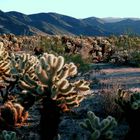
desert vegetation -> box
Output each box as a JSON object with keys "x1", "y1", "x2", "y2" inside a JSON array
[{"x1": 1, "y1": 33, "x2": 140, "y2": 140}]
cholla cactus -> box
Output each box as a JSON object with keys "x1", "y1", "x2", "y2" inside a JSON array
[
  {"x1": 19, "y1": 53, "x2": 90, "y2": 111},
  {"x1": 1, "y1": 130, "x2": 17, "y2": 140},
  {"x1": 0, "y1": 42, "x2": 18, "y2": 103},
  {"x1": 116, "y1": 89, "x2": 140, "y2": 110},
  {"x1": 80, "y1": 111, "x2": 117, "y2": 140},
  {"x1": 0, "y1": 101, "x2": 28, "y2": 128},
  {"x1": 0, "y1": 42, "x2": 17, "y2": 101},
  {"x1": 10, "y1": 53, "x2": 38, "y2": 79},
  {"x1": 0, "y1": 42, "x2": 9, "y2": 61},
  {"x1": 0, "y1": 42, "x2": 11, "y2": 80}
]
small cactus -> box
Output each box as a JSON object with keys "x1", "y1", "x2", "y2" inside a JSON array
[
  {"x1": 80, "y1": 111, "x2": 117, "y2": 140},
  {"x1": 1, "y1": 130, "x2": 17, "y2": 140},
  {"x1": 10, "y1": 53, "x2": 38, "y2": 79},
  {"x1": 0, "y1": 101, "x2": 28, "y2": 129},
  {"x1": 115, "y1": 89, "x2": 140, "y2": 110},
  {"x1": 115, "y1": 89, "x2": 140, "y2": 138}
]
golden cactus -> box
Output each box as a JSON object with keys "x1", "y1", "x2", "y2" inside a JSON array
[
  {"x1": 19, "y1": 53, "x2": 90, "y2": 112},
  {"x1": 0, "y1": 101, "x2": 28, "y2": 128}
]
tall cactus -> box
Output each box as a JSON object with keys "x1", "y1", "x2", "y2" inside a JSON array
[
  {"x1": 80, "y1": 111, "x2": 117, "y2": 140},
  {"x1": 19, "y1": 52, "x2": 90, "y2": 140},
  {"x1": 19, "y1": 53, "x2": 90, "y2": 111}
]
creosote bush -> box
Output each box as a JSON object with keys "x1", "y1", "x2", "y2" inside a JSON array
[{"x1": 64, "y1": 54, "x2": 91, "y2": 74}]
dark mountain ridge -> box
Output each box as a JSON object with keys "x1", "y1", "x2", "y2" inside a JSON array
[{"x1": 0, "y1": 10, "x2": 140, "y2": 36}]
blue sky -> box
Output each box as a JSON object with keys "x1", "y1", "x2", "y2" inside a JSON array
[{"x1": 0, "y1": 0, "x2": 139, "y2": 18}]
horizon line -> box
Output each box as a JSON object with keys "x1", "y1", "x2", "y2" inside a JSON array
[{"x1": 1, "y1": 10, "x2": 140, "y2": 19}]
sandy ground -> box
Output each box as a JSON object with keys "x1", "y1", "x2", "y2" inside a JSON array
[{"x1": 89, "y1": 63, "x2": 140, "y2": 92}]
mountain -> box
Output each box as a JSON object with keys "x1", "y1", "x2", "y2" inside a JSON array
[
  {"x1": 101, "y1": 17, "x2": 140, "y2": 23},
  {"x1": 0, "y1": 10, "x2": 140, "y2": 36}
]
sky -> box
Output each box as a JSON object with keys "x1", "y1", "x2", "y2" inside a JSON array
[{"x1": 0, "y1": 0, "x2": 140, "y2": 18}]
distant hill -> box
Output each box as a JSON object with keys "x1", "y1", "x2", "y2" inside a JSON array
[{"x1": 0, "y1": 10, "x2": 140, "y2": 36}]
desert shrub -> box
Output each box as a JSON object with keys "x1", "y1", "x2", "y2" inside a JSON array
[
  {"x1": 64, "y1": 54, "x2": 91, "y2": 74},
  {"x1": 99, "y1": 84, "x2": 123, "y2": 119},
  {"x1": 110, "y1": 35, "x2": 140, "y2": 66},
  {"x1": 128, "y1": 51, "x2": 140, "y2": 67},
  {"x1": 39, "y1": 37, "x2": 65, "y2": 55}
]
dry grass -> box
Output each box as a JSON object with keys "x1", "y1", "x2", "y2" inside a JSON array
[{"x1": 99, "y1": 83, "x2": 123, "y2": 119}]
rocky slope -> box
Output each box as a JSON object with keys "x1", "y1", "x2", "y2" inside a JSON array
[{"x1": 1, "y1": 10, "x2": 140, "y2": 36}]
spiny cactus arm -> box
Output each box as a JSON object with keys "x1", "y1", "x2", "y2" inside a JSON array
[
  {"x1": 104, "y1": 131, "x2": 113, "y2": 139},
  {"x1": 74, "y1": 80, "x2": 90, "y2": 91},
  {"x1": 62, "y1": 62, "x2": 77, "y2": 77},
  {"x1": 91, "y1": 130, "x2": 100, "y2": 140},
  {"x1": 0, "y1": 42, "x2": 9, "y2": 61},
  {"x1": 80, "y1": 119, "x2": 95, "y2": 132},
  {"x1": 23, "y1": 74, "x2": 38, "y2": 87},
  {"x1": 10, "y1": 53, "x2": 38, "y2": 78},
  {"x1": 115, "y1": 89, "x2": 130, "y2": 109},
  {"x1": 0, "y1": 59, "x2": 11, "y2": 79},
  {"x1": 0, "y1": 61, "x2": 10, "y2": 70},
  {"x1": 1, "y1": 75, "x2": 16, "y2": 84},
  {"x1": 35, "y1": 64, "x2": 49, "y2": 85},
  {"x1": 65, "y1": 94, "x2": 83, "y2": 106},
  {"x1": 42, "y1": 54, "x2": 64, "y2": 71},
  {"x1": 40, "y1": 53, "x2": 66, "y2": 82},
  {"x1": 13, "y1": 103, "x2": 24, "y2": 120},
  {"x1": 80, "y1": 111, "x2": 100, "y2": 132},
  {"x1": 100, "y1": 116, "x2": 117, "y2": 133},
  {"x1": 13, "y1": 103, "x2": 29, "y2": 124},
  {"x1": 51, "y1": 79, "x2": 73, "y2": 98},
  {"x1": 10, "y1": 54, "x2": 19, "y2": 75},
  {"x1": 55, "y1": 91, "x2": 84, "y2": 111},
  {"x1": 115, "y1": 89, "x2": 140, "y2": 111},
  {"x1": 19, "y1": 78, "x2": 45, "y2": 95},
  {"x1": 55, "y1": 67, "x2": 69, "y2": 82},
  {"x1": 39, "y1": 56, "x2": 49, "y2": 70},
  {"x1": 58, "y1": 85, "x2": 74, "y2": 95},
  {"x1": 0, "y1": 102, "x2": 18, "y2": 126},
  {"x1": 19, "y1": 80, "x2": 36, "y2": 93},
  {"x1": 87, "y1": 111, "x2": 100, "y2": 129},
  {"x1": 54, "y1": 56, "x2": 64, "y2": 72},
  {"x1": 130, "y1": 93, "x2": 140, "y2": 110}
]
